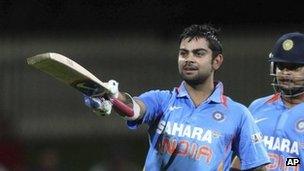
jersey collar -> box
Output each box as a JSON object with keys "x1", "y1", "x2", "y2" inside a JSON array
[
  {"x1": 176, "y1": 81, "x2": 225, "y2": 104},
  {"x1": 267, "y1": 93, "x2": 287, "y2": 109}
]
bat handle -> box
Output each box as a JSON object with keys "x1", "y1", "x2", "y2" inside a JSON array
[{"x1": 110, "y1": 98, "x2": 134, "y2": 117}]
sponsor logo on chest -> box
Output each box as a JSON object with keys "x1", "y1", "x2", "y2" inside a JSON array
[
  {"x1": 263, "y1": 135, "x2": 300, "y2": 155},
  {"x1": 156, "y1": 120, "x2": 221, "y2": 144}
]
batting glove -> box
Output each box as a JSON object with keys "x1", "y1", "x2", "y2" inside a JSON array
[
  {"x1": 107, "y1": 79, "x2": 119, "y2": 98},
  {"x1": 83, "y1": 79, "x2": 119, "y2": 116},
  {"x1": 84, "y1": 96, "x2": 112, "y2": 116}
]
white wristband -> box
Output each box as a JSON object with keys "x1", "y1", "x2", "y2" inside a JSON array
[{"x1": 123, "y1": 93, "x2": 141, "y2": 121}]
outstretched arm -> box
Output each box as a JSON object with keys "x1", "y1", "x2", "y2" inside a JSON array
[
  {"x1": 112, "y1": 91, "x2": 146, "y2": 120},
  {"x1": 84, "y1": 80, "x2": 146, "y2": 121}
]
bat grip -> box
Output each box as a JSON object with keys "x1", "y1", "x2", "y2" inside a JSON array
[{"x1": 110, "y1": 98, "x2": 134, "y2": 117}]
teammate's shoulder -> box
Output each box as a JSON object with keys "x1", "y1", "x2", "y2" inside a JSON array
[
  {"x1": 249, "y1": 93, "x2": 279, "y2": 109},
  {"x1": 223, "y1": 96, "x2": 249, "y2": 112}
]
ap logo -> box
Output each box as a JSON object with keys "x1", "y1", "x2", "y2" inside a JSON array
[{"x1": 286, "y1": 158, "x2": 300, "y2": 166}]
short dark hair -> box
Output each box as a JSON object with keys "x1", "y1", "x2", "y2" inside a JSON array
[{"x1": 179, "y1": 24, "x2": 223, "y2": 57}]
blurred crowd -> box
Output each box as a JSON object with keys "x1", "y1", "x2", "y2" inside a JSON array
[
  {"x1": 0, "y1": 116, "x2": 141, "y2": 171},
  {"x1": 0, "y1": 117, "x2": 26, "y2": 171}
]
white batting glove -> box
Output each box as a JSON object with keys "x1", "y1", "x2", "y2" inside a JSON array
[
  {"x1": 83, "y1": 80, "x2": 119, "y2": 116},
  {"x1": 107, "y1": 80, "x2": 119, "y2": 98},
  {"x1": 93, "y1": 97, "x2": 113, "y2": 116},
  {"x1": 84, "y1": 96, "x2": 112, "y2": 116}
]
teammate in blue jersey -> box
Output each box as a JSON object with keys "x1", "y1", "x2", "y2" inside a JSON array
[
  {"x1": 84, "y1": 24, "x2": 270, "y2": 170},
  {"x1": 232, "y1": 33, "x2": 304, "y2": 170}
]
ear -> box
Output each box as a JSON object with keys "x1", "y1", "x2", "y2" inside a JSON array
[{"x1": 212, "y1": 54, "x2": 223, "y2": 70}]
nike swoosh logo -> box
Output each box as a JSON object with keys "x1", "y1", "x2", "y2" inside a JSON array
[
  {"x1": 76, "y1": 82, "x2": 96, "y2": 91},
  {"x1": 169, "y1": 106, "x2": 182, "y2": 111},
  {"x1": 255, "y1": 118, "x2": 268, "y2": 123}
]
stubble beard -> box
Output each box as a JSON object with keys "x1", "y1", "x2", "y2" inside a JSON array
[{"x1": 179, "y1": 71, "x2": 210, "y2": 86}]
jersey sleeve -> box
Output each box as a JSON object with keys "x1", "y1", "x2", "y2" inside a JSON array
[
  {"x1": 249, "y1": 95, "x2": 274, "y2": 113},
  {"x1": 232, "y1": 105, "x2": 270, "y2": 170},
  {"x1": 248, "y1": 98, "x2": 261, "y2": 113},
  {"x1": 127, "y1": 90, "x2": 171, "y2": 129}
]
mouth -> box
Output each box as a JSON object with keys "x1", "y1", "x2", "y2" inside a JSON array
[
  {"x1": 279, "y1": 78, "x2": 292, "y2": 82},
  {"x1": 182, "y1": 66, "x2": 198, "y2": 75},
  {"x1": 278, "y1": 78, "x2": 292, "y2": 82},
  {"x1": 277, "y1": 78, "x2": 296, "y2": 88},
  {"x1": 183, "y1": 65, "x2": 198, "y2": 71}
]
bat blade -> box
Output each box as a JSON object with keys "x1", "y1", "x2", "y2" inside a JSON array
[
  {"x1": 27, "y1": 52, "x2": 135, "y2": 117},
  {"x1": 26, "y1": 52, "x2": 110, "y2": 96}
]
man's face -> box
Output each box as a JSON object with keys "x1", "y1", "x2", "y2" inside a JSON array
[
  {"x1": 275, "y1": 62, "x2": 304, "y2": 91},
  {"x1": 178, "y1": 37, "x2": 221, "y2": 85}
]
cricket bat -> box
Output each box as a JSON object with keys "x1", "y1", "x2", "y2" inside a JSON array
[{"x1": 26, "y1": 52, "x2": 134, "y2": 117}]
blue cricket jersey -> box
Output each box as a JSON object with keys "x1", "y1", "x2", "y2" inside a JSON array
[
  {"x1": 249, "y1": 93, "x2": 304, "y2": 171},
  {"x1": 128, "y1": 82, "x2": 270, "y2": 171}
]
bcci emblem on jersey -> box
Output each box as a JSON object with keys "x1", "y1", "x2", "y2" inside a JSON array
[
  {"x1": 295, "y1": 119, "x2": 304, "y2": 133},
  {"x1": 212, "y1": 112, "x2": 225, "y2": 122}
]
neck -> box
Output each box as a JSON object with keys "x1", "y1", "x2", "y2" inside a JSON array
[
  {"x1": 184, "y1": 78, "x2": 215, "y2": 107},
  {"x1": 282, "y1": 93, "x2": 304, "y2": 108}
]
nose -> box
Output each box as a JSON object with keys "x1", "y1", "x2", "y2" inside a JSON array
[
  {"x1": 280, "y1": 68, "x2": 292, "y2": 74},
  {"x1": 184, "y1": 53, "x2": 195, "y2": 62},
  {"x1": 278, "y1": 69, "x2": 293, "y2": 80}
]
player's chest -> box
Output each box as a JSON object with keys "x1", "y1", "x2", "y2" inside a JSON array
[
  {"x1": 158, "y1": 101, "x2": 237, "y2": 145},
  {"x1": 254, "y1": 105, "x2": 304, "y2": 142}
]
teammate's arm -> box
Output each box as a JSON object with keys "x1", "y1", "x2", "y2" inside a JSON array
[
  {"x1": 243, "y1": 165, "x2": 267, "y2": 171},
  {"x1": 230, "y1": 156, "x2": 240, "y2": 170},
  {"x1": 231, "y1": 156, "x2": 267, "y2": 171},
  {"x1": 250, "y1": 165, "x2": 267, "y2": 171}
]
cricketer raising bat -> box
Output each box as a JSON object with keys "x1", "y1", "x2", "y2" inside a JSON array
[{"x1": 26, "y1": 52, "x2": 134, "y2": 117}]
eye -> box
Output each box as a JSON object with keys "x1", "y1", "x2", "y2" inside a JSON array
[
  {"x1": 276, "y1": 63, "x2": 304, "y2": 71},
  {"x1": 179, "y1": 50, "x2": 187, "y2": 57},
  {"x1": 194, "y1": 51, "x2": 205, "y2": 57}
]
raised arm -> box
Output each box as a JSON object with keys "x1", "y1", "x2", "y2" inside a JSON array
[{"x1": 84, "y1": 80, "x2": 146, "y2": 121}]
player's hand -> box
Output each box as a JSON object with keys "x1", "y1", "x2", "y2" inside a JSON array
[
  {"x1": 84, "y1": 96, "x2": 112, "y2": 116},
  {"x1": 106, "y1": 80, "x2": 119, "y2": 98}
]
